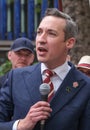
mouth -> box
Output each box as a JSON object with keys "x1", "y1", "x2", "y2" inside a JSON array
[
  {"x1": 38, "y1": 47, "x2": 47, "y2": 52},
  {"x1": 37, "y1": 47, "x2": 48, "y2": 57},
  {"x1": 17, "y1": 62, "x2": 26, "y2": 66},
  {"x1": 38, "y1": 47, "x2": 48, "y2": 52}
]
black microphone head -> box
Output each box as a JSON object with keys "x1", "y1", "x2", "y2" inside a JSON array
[
  {"x1": 39, "y1": 83, "x2": 50, "y2": 128},
  {"x1": 39, "y1": 83, "x2": 50, "y2": 96}
]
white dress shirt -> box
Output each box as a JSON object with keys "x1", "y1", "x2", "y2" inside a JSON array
[{"x1": 41, "y1": 61, "x2": 71, "y2": 92}]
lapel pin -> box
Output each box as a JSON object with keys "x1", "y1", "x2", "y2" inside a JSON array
[
  {"x1": 66, "y1": 87, "x2": 71, "y2": 93},
  {"x1": 73, "y1": 82, "x2": 79, "y2": 88}
]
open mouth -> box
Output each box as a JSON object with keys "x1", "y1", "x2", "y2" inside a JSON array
[{"x1": 38, "y1": 47, "x2": 47, "y2": 52}]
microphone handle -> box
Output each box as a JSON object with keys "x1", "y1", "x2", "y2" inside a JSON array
[
  {"x1": 40, "y1": 94, "x2": 47, "y2": 130},
  {"x1": 40, "y1": 120, "x2": 45, "y2": 130},
  {"x1": 40, "y1": 95, "x2": 48, "y2": 130},
  {"x1": 41, "y1": 94, "x2": 48, "y2": 101}
]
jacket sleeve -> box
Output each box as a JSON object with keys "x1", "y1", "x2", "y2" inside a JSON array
[
  {"x1": 0, "y1": 121, "x2": 15, "y2": 130},
  {"x1": 0, "y1": 70, "x2": 15, "y2": 130},
  {"x1": 79, "y1": 96, "x2": 90, "y2": 130}
]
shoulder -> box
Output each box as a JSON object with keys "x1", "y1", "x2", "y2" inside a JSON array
[
  {"x1": 69, "y1": 62, "x2": 90, "y2": 85},
  {"x1": 0, "y1": 73, "x2": 9, "y2": 87},
  {"x1": 9, "y1": 62, "x2": 41, "y2": 76}
]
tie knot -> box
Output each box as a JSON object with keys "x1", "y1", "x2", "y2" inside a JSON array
[{"x1": 44, "y1": 69, "x2": 54, "y2": 77}]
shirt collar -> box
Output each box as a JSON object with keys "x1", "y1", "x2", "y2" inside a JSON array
[{"x1": 41, "y1": 61, "x2": 71, "y2": 81}]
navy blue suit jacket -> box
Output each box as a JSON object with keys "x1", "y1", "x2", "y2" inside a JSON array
[
  {"x1": 0, "y1": 62, "x2": 90, "y2": 130},
  {"x1": 0, "y1": 72, "x2": 9, "y2": 88}
]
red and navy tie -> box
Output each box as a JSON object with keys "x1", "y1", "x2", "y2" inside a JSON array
[{"x1": 43, "y1": 69, "x2": 55, "y2": 102}]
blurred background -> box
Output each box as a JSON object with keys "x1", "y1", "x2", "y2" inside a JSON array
[{"x1": 0, "y1": 0, "x2": 90, "y2": 75}]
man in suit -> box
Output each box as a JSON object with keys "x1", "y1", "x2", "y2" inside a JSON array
[
  {"x1": 0, "y1": 8, "x2": 90, "y2": 130},
  {"x1": 0, "y1": 37, "x2": 35, "y2": 88}
]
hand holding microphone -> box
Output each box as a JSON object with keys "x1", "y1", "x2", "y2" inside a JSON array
[
  {"x1": 39, "y1": 83, "x2": 51, "y2": 130},
  {"x1": 17, "y1": 84, "x2": 51, "y2": 130}
]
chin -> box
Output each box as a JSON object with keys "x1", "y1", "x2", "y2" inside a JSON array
[
  {"x1": 37, "y1": 58, "x2": 46, "y2": 63},
  {"x1": 17, "y1": 64, "x2": 26, "y2": 68}
]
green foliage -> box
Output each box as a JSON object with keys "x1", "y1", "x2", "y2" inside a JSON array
[{"x1": 0, "y1": 61, "x2": 12, "y2": 76}]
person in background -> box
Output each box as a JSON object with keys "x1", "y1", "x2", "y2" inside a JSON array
[
  {"x1": 0, "y1": 8, "x2": 90, "y2": 130},
  {"x1": 77, "y1": 55, "x2": 90, "y2": 77},
  {"x1": 0, "y1": 37, "x2": 35, "y2": 88}
]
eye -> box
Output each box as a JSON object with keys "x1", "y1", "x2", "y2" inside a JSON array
[
  {"x1": 25, "y1": 53, "x2": 31, "y2": 57},
  {"x1": 15, "y1": 52, "x2": 20, "y2": 55},
  {"x1": 37, "y1": 30, "x2": 42, "y2": 35},
  {"x1": 49, "y1": 32, "x2": 56, "y2": 36},
  {"x1": 48, "y1": 31, "x2": 57, "y2": 37}
]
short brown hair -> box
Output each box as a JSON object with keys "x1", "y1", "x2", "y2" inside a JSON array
[{"x1": 43, "y1": 8, "x2": 78, "y2": 41}]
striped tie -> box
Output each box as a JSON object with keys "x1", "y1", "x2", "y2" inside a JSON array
[{"x1": 43, "y1": 69, "x2": 54, "y2": 102}]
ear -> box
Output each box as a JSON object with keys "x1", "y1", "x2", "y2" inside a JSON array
[
  {"x1": 66, "y1": 37, "x2": 76, "y2": 49},
  {"x1": 7, "y1": 51, "x2": 12, "y2": 61}
]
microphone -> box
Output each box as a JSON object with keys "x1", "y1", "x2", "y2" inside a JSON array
[
  {"x1": 39, "y1": 83, "x2": 50, "y2": 130},
  {"x1": 39, "y1": 83, "x2": 50, "y2": 101}
]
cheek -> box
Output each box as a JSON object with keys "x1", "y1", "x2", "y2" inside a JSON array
[
  {"x1": 10, "y1": 55, "x2": 18, "y2": 62},
  {"x1": 35, "y1": 37, "x2": 39, "y2": 46},
  {"x1": 50, "y1": 43, "x2": 63, "y2": 53}
]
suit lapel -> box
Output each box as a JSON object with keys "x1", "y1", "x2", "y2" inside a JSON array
[
  {"x1": 22, "y1": 63, "x2": 42, "y2": 104},
  {"x1": 50, "y1": 66, "x2": 86, "y2": 117}
]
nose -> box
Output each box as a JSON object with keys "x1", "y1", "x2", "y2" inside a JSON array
[
  {"x1": 20, "y1": 55, "x2": 26, "y2": 60},
  {"x1": 36, "y1": 32, "x2": 47, "y2": 43}
]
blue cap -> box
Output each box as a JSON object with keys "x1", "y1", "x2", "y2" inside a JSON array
[{"x1": 10, "y1": 37, "x2": 34, "y2": 53}]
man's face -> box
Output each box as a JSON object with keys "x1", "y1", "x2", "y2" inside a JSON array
[
  {"x1": 8, "y1": 49, "x2": 34, "y2": 68},
  {"x1": 78, "y1": 67, "x2": 90, "y2": 77},
  {"x1": 36, "y1": 16, "x2": 75, "y2": 69}
]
